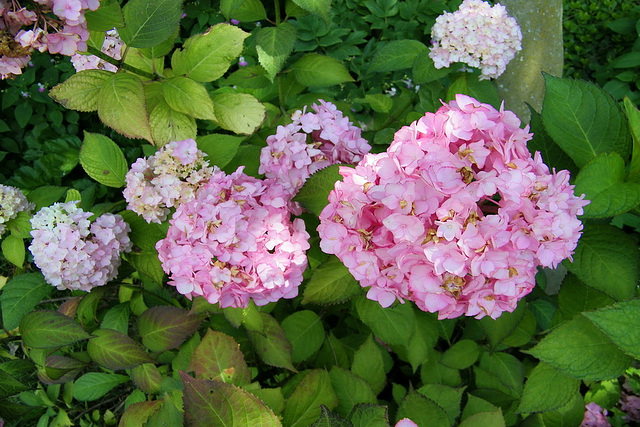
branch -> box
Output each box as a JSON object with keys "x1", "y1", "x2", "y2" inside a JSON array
[{"x1": 86, "y1": 46, "x2": 157, "y2": 80}]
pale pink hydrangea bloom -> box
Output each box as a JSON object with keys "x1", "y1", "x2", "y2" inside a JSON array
[
  {"x1": 29, "y1": 202, "x2": 132, "y2": 292},
  {"x1": 156, "y1": 167, "x2": 310, "y2": 308},
  {"x1": 123, "y1": 139, "x2": 216, "y2": 223},
  {"x1": 581, "y1": 402, "x2": 611, "y2": 427},
  {"x1": 0, "y1": 184, "x2": 33, "y2": 236},
  {"x1": 259, "y1": 100, "x2": 371, "y2": 212},
  {"x1": 429, "y1": 0, "x2": 522, "y2": 80},
  {"x1": 395, "y1": 419, "x2": 419, "y2": 427},
  {"x1": 318, "y1": 94, "x2": 588, "y2": 320},
  {"x1": 71, "y1": 29, "x2": 123, "y2": 72}
]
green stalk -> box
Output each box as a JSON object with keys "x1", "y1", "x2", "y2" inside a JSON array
[{"x1": 86, "y1": 46, "x2": 156, "y2": 80}]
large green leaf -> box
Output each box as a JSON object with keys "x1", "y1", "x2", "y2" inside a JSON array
[
  {"x1": 171, "y1": 23, "x2": 249, "y2": 82},
  {"x1": 351, "y1": 335, "x2": 386, "y2": 394},
  {"x1": 564, "y1": 224, "x2": 639, "y2": 301},
  {"x1": 583, "y1": 299, "x2": 640, "y2": 359},
  {"x1": 282, "y1": 310, "x2": 325, "y2": 363},
  {"x1": 119, "y1": 0, "x2": 183, "y2": 48},
  {"x1": 355, "y1": 296, "x2": 415, "y2": 347},
  {"x1": 573, "y1": 153, "x2": 640, "y2": 217},
  {"x1": 162, "y1": 76, "x2": 216, "y2": 120},
  {"x1": 517, "y1": 362, "x2": 580, "y2": 413},
  {"x1": 283, "y1": 370, "x2": 338, "y2": 427},
  {"x1": 256, "y1": 23, "x2": 297, "y2": 81},
  {"x1": 197, "y1": 133, "x2": 243, "y2": 169},
  {"x1": 0, "y1": 369, "x2": 30, "y2": 398},
  {"x1": 541, "y1": 74, "x2": 631, "y2": 168},
  {"x1": 396, "y1": 389, "x2": 451, "y2": 427},
  {"x1": 302, "y1": 256, "x2": 361, "y2": 305},
  {"x1": 369, "y1": 40, "x2": 428, "y2": 73},
  {"x1": 292, "y1": 54, "x2": 354, "y2": 87},
  {"x1": 558, "y1": 274, "x2": 615, "y2": 320},
  {"x1": 79, "y1": 132, "x2": 128, "y2": 188},
  {"x1": 248, "y1": 312, "x2": 296, "y2": 371},
  {"x1": 294, "y1": 164, "x2": 347, "y2": 216},
  {"x1": 49, "y1": 70, "x2": 113, "y2": 112},
  {"x1": 1, "y1": 273, "x2": 52, "y2": 331},
  {"x1": 73, "y1": 372, "x2": 130, "y2": 401},
  {"x1": 149, "y1": 99, "x2": 197, "y2": 146},
  {"x1": 188, "y1": 329, "x2": 252, "y2": 386},
  {"x1": 220, "y1": 0, "x2": 268, "y2": 21},
  {"x1": 87, "y1": 329, "x2": 154, "y2": 370},
  {"x1": 526, "y1": 315, "x2": 632, "y2": 380},
  {"x1": 329, "y1": 367, "x2": 377, "y2": 416},
  {"x1": 20, "y1": 310, "x2": 90, "y2": 349},
  {"x1": 291, "y1": 0, "x2": 331, "y2": 21},
  {"x1": 624, "y1": 97, "x2": 640, "y2": 179},
  {"x1": 138, "y1": 306, "x2": 202, "y2": 352},
  {"x1": 416, "y1": 384, "x2": 464, "y2": 425},
  {"x1": 1, "y1": 234, "x2": 24, "y2": 267},
  {"x1": 440, "y1": 340, "x2": 479, "y2": 370},
  {"x1": 210, "y1": 92, "x2": 266, "y2": 135},
  {"x1": 85, "y1": 0, "x2": 125, "y2": 31}
]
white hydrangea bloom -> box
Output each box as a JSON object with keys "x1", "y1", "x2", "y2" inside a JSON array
[{"x1": 0, "y1": 185, "x2": 34, "y2": 236}]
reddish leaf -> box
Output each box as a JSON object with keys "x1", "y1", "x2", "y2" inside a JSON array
[
  {"x1": 138, "y1": 306, "x2": 202, "y2": 352},
  {"x1": 188, "y1": 329, "x2": 252, "y2": 386}
]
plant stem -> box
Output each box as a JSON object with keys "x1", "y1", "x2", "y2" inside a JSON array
[
  {"x1": 86, "y1": 46, "x2": 156, "y2": 80},
  {"x1": 274, "y1": 0, "x2": 281, "y2": 25}
]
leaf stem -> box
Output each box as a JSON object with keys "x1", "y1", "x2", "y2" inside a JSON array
[
  {"x1": 86, "y1": 46, "x2": 157, "y2": 80},
  {"x1": 274, "y1": 0, "x2": 281, "y2": 25}
]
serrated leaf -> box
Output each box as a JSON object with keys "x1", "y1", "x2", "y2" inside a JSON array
[
  {"x1": 416, "y1": 384, "x2": 464, "y2": 425},
  {"x1": 480, "y1": 302, "x2": 526, "y2": 347},
  {"x1": 256, "y1": 23, "x2": 297, "y2": 81},
  {"x1": 73, "y1": 372, "x2": 130, "y2": 401},
  {"x1": 248, "y1": 312, "x2": 295, "y2": 371},
  {"x1": 311, "y1": 405, "x2": 351, "y2": 427},
  {"x1": 526, "y1": 315, "x2": 632, "y2": 380},
  {"x1": 172, "y1": 23, "x2": 249, "y2": 82},
  {"x1": 292, "y1": 0, "x2": 331, "y2": 21},
  {"x1": 446, "y1": 74, "x2": 501, "y2": 108},
  {"x1": 127, "y1": 251, "x2": 165, "y2": 284},
  {"x1": 356, "y1": 94, "x2": 393, "y2": 113},
  {"x1": 349, "y1": 403, "x2": 389, "y2": 427},
  {"x1": 540, "y1": 390, "x2": 585, "y2": 427},
  {"x1": 197, "y1": 133, "x2": 243, "y2": 169},
  {"x1": 294, "y1": 164, "x2": 347, "y2": 216},
  {"x1": 583, "y1": 299, "x2": 640, "y2": 359},
  {"x1": 292, "y1": 54, "x2": 354, "y2": 87},
  {"x1": 6, "y1": 211, "x2": 32, "y2": 239},
  {"x1": 459, "y1": 410, "x2": 504, "y2": 427},
  {"x1": 541, "y1": 74, "x2": 631, "y2": 168},
  {"x1": 119, "y1": 401, "x2": 163, "y2": 427},
  {"x1": 79, "y1": 132, "x2": 128, "y2": 187},
  {"x1": 355, "y1": 296, "x2": 415, "y2": 347},
  {"x1": 574, "y1": 153, "x2": 640, "y2": 217},
  {"x1": 558, "y1": 274, "x2": 615, "y2": 320},
  {"x1": 624, "y1": 97, "x2": 640, "y2": 178},
  {"x1": 49, "y1": 70, "x2": 113, "y2": 112},
  {"x1": 0, "y1": 369, "x2": 30, "y2": 398},
  {"x1": 149, "y1": 99, "x2": 197, "y2": 146},
  {"x1": 282, "y1": 310, "x2": 325, "y2": 363},
  {"x1": 100, "y1": 303, "x2": 131, "y2": 334},
  {"x1": 440, "y1": 339, "x2": 479, "y2": 370},
  {"x1": 87, "y1": 329, "x2": 154, "y2": 370},
  {"x1": 351, "y1": 335, "x2": 385, "y2": 394},
  {"x1": 181, "y1": 372, "x2": 281, "y2": 426},
  {"x1": 119, "y1": 0, "x2": 182, "y2": 48},
  {"x1": 329, "y1": 367, "x2": 377, "y2": 416},
  {"x1": 26, "y1": 186, "x2": 67, "y2": 211},
  {"x1": 188, "y1": 329, "x2": 252, "y2": 386},
  {"x1": 1, "y1": 234, "x2": 24, "y2": 267},
  {"x1": 1, "y1": 273, "x2": 51, "y2": 331},
  {"x1": 130, "y1": 363, "x2": 163, "y2": 394},
  {"x1": 97, "y1": 73, "x2": 153, "y2": 142},
  {"x1": 396, "y1": 390, "x2": 451, "y2": 427},
  {"x1": 412, "y1": 53, "x2": 451, "y2": 84},
  {"x1": 527, "y1": 106, "x2": 578, "y2": 176},
  {"x1": 85, "y1": 0, "x2": 125, "y2": 31},
  {"x1": 162, "y1": 76, "x2": 215, "y2": 120},
  {"x1": 517, "y1": 362, "x2": 580, "y2": 413},
  {"x1": 138, "y1": 306, "x2": 202, "y2": 352},
  {"x1": 370, "y1": 40, "x2": 428, "y2": 73},
  {"x1": 20, "y1": 310, "x2": 90, "y2": 349},
  {"x1": 210, "y1": 92, "x2": 266, "y2": 135},
  {"x1": 283, "y1": 370, "x2": 338, "y2": 427},
  {"x1": 220, "y1": 0, "x2": 268, "y2": 21},
  {"x1": 479, "y1": 352, "x2": 524, "y2": 397},
  {"x1": 302, "y1": 256, "x2": 361, "y2": 305},
  {"x1": 564, "y1": 224, "x2": 639, "y2": 301}
]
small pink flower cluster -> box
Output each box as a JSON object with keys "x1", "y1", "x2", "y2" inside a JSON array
[
  {"x1": 0, "y1": 184, "x2": 33, "y2": 236},
  {"x1": 156, "y1": 167, "x2": 310, "y2": 308},
  {"x1": 259, "y1": 100, "x2": 371, "y2": 212},
  {"x1": 429, "y1": 0, "x2": 522, "y2": 80},
  {"x1": 318, "y1": 94, "x2": 588, "y2": 319},
  {"x1": 581, "y1": 402, "x2": 611, "y2": 427},
  {"x1": 123, "y1": 139, "x2": 216, "y2": 223},
  {"x1": 0, "y1": 0, "x2": 100, "y2": 79},
  {"x1": 29, "y1": 202, "x2": 132, "y2": 292},
  {"x1": 71, "y1": 29, "x2": 123, "y2": 72}
]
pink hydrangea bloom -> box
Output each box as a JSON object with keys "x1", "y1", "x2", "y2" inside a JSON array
[
  {"x1": 621, "y1": 392, "x2": 640, "y2": 423},
  {"x1": 71, "y1": 29, "x2": 123, "y2": 72},
  {"x1": 581, "y1": 402, "x2": 611, "y2": 427},
  {"x1": 395, "y1": 419, "x2": 419, "y2": 427},
  {"x1": 29, "y1": 202, "x2": 132, "y2": 292},
  {"x1": 156, "y1": 167, "x2": 310, "y2": 308},
  {"x1": 260, "y1": 100, "x2": 371, "y2": 212},
  {"x1": 123, "y1": 139, "x2": 216, "y2": 223},
  {"x1": 429, "y1": 0, "x2": 522, "y2": 80},
  {"x1": 318, "y1": 94, "x2": 588, "y2": 319},
  {"x1": 0, "y1": 184, "x2": 33, "y2": 236}
]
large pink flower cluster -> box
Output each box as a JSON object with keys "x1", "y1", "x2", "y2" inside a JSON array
[
  {"x1": 581, "y1": 403, "x2": 611, "y2": 427},
  {"x1": 0, "y1": 0, "x2": 100, "y2": 79},
  {"x1": 259, "y1": 100, "x2": 371, "y2": 210},
  {"x1": 29, "y1": 202, "x2": 132, "y2": 292},
  {"x1": 123, "y1": 139, "x2": 215, "y2": 223},
  {"x1": 156, "y1": 167, "x2": 310, "y2": 308},
  {"x1": 71, "y1": 29, "x2": 123, "y2": 72},
  {"x1": 318, "y1": 94, "x2": 588, "y2": 319},
  {"x1": 0, "y1": 184, "x2": 33, "y2": 236},
  {"x1": 428, "y1": 0, "x2": 522, "y2": 80}
]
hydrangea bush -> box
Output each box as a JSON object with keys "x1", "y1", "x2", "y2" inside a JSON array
[{"x1": 0, "y1": 0, "x2": 639, "y2": 426}]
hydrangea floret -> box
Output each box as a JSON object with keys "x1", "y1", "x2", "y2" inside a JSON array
[
  {"x1": 29, "y1": 201, "x2": 132, "y2": 292},
  {"x1": 71, "y1": 29, "x2": 123, "y2": 72},
  {"x1": 0, "y1": 184, "x2": 33, "y2": 236},
  {"x1": 428, "y1": 0, "x2": 522, "y2": 80},
  {"x1": 581, "y1": 402, "x2": 611, "y2": 427},
  {"x1": 318, "y1": 94, "x2": 588, "y2": 319},
  {"x1": 156, "y1": 167, "x2": 310, "y2": 308},
  {"x1": 123, "y1": 138, "x2": 215, "y2": 224},
  {"x1": 259, "y1": 100, "x2": 371, "y2": 211}
]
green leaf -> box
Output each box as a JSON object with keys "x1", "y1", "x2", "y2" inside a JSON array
[
  {"x1": 197, "y1": 133, "x2": 243, "y2": 169},
  {"x1": 27, "y1": 186, "x2": 67, "y2": 211},
  {"x1": 20, "y1": 310, "x2": 90, "y2": 349},
  {"x1": 73, "y1": 372, "x2": 130, "y2": 401},
  {"x1": 100, "y1": 303, "x2": 131, "y2": 335},
  {"x1": 149, "y1": 99, "x2": 197, "y2": 146},
  {"x1": 5, "y1": 211, "x2": 32, "y2": 239},
  {"x1": 223, "y1": 301, "x2": 264, "y2": 332},
  {"x1": 478, "y1": 352, "x2": 524, "y2": 398},
  {"x1": 181, "y1": 372, "x2": 281, "y2": 426},
  {"x1": 282, "y1": 310, "x2": 325, "y2": 363},
  {"x1": 369, "y1": 40, "x2": 428, "y2": 73},
  {"x1": 79, "y1": 132, "x2": 128, "y2": 188},
  {"x1": 527, "y1": 106, "x2": 577, "y2": 176},
  {"x1": 127, "y1": 252, "x2": 165, "y2": 284},
  {"x1": 49, "y1": 69, "x2": 113, "y2": 112},
  {"x1": 541, "y1": 74, "x2": 631, "y2": 168},
  {"x1": 0, "y1": 369, "x2": 30, "y2": 398},
  {"x1": 558, "y1": 274, "x2": 614, "y2": 320},
  {"x1": 540, "y1": 391, "x2": 585, "y2": 427},
  {"x1": 138, "y1": 306, "x2": 202, "y2": 352},
  {"x1": 517, "y1": 362, "x2": 580, "y2": 413},
  {"x1": 248, "y1": 312, "x2": 296, "y2": 371},
  {"x1": 1, "y1": 234, "x2": 24, "y2": 267},
  {"x1": 416, "y1": 384, "x2": 464, "y2": 425},
  {"x1": 188, "y1": 329, "x2": 252, "y2": 386},
  {"x1": 355, "y1": 296, "x2": 415, "y2": 347},
  {"x1": 119, "y1": 401, "x2": 163, "y2": 427},
  {"x1": 119, "y1": 0, "x2": 182, "y2": 48},
  {"x1": 356, "y1": 94, "x2": 393, "y2": 114},
  {"x1": 1, "y1": 273, "x2": 52, "y2": 331},
  {"x1": 446, "y1": 74, "x2": 501, "y2": 108},
  {"x1": 130, "y1": 364, "x2": 162, "y2": 395},
  {"x1": 564, "y1": 224, "x2": 639, "y2": 301},
  {"x1": 220, "y1": 0, "x2": 268, "y2": 22},
  {"x1": 396, "y1": 389, "x2": 451, "y2": 427},
  {"x1": 87, "y1": 329, "x2": 154, "y2": 370},
  {"x1": 256, "y1": 23, "x2": 297, "y2": 81},
  {"x1": 210, "y1": 92, "x2": 266, "y2": 135},
  {"x1": 292, "y1": 54, "x2": 354, "y2": 87},
  {"x1": 612, "y1": 52, "x2": 640, "y2": 68},
  {"x1": 85, "y1": 0, "x2": 125, "y2": 31},
  {"x1": 574, "y1": 153, "x2": 640, "y2": 217},
  {"x1": 412, "y1": 54, "x2": 451, "y2": 84},
  {"x1": 292, "y1": 0, "x2": 331, "y2": 21},
  {"x1": 459, "y1": 410, "x2": 505, "y2": 427},
  {"x1": 440, "y1": 339, "x2": 479, "y2": 370},
  {"x1": 172, "y1": 23, "x2": 249, "y2": 82},
  {"x1": 97, "y1": 73, "x2": 153, "y2": 142},
  {"x1": 303, "y1": 256, "x2": 361, "y2": 305},
  {"x1": 162, "y1": 76, "x2": 216, "y2": 120},
  {"x1": 583, "y1": 299, "x2": 640, "y2": 359},
  {"x1": 283, "y1": 370, "x2": 338, "y2": 427},
  {"x1": 312, "y1": 405, "x2": 351, "y2": 427},
  {"x1": 14, "y1": 102, "x2": 31, "y2": 128},
  {"x1": 348, "y1": 404, "x2": 389, "y2": 427},
  {"x1": 624, "y1": 97, "x2": 640, "y2": 179},
  {"x1": 329, "y1": 367, "x2": 377, "y2": 416},
  {"x1": 479, "y1": 301, "x2": 526, "y2": 348},
  {"x1": 351, "y1": 335, "x2": 386, "y2": 394},
  {"x1": 526, "y1": 315, "x2": 633, "y2": 380},
  {"x1": 294, "y1": 164, "x2": 347, "y2": 216}
]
